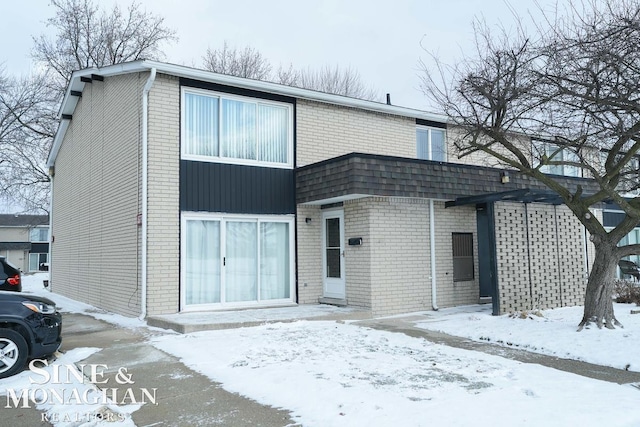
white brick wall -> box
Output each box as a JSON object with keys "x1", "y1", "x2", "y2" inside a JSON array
[
  {"x1": 297, "y1": 197, "x2": 480, "y2": 317},
  {"x1": 51, "y1": 73, "x2": 143, "y2": 317},
  {"x1": 146, "y1": 74, "x2": 180, "y2": 315},
  {"x1": 296, "y1": 205, "x2": 323, "y2": 304},
  {"x1": 296, "y1": 100, "x2": 416, "y2": 166}
]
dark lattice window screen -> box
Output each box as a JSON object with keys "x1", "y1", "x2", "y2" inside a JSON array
[{"x1": 452, "y1": 233, "x2": 474, "y2": 282}]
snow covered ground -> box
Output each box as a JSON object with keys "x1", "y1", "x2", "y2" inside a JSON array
[
  {"x1": 7, "y1": 273, "x2": 640, "y2": 426},
  {"x1": 413, "y1": 303, "x2": 640, "y2": 373}
]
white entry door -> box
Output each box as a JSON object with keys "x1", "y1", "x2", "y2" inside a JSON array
[{"x1": 322, "y1": 210, "x2": 345, "y2": 299}]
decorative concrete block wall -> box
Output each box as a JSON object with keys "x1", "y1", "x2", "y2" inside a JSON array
[{"x1": 495, "y1": 202, "x2": 586, "y2": 313}]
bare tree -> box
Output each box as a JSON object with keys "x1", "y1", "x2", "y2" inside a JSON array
[
  {"x1": 202, "y1": 41, "x2": 272, "y2": 80},
  {"x1": 0, "y1": 71, "x2": 57, "y2": 213},
  {"x1": 277, "y1": 64, "x2": 379, "y2": 100},
  {"x1": 33, "y1": 0, "x2": 177, "y2": 95},
  {"x1": 421, "y1": 0, "x2": 640, "y2": 329},
  {"x1": 203, "y1": 43, "x2": 379, "y2": 100},
  {"x1": 0, "y1": 0, "x2": 176, "y2": 213}
]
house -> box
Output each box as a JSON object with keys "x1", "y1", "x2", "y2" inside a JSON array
[
  {"x1": 46, "y1": 60, "x2": 599, "y2": 319},
  {"x1": 0, "y1": 214, "x2": 50, "y2": 272}
]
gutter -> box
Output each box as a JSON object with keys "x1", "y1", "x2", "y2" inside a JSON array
[
  {"x1": 429, "y1": 199, "x2": 438, "y2": 310},
  {"x1": 139, "y1": 68, "x2": 156, "y2": 320}
]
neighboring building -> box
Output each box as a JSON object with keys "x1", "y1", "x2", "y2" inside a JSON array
[
  {"x1": 0, "y1": 215, "x2": 50, "y2": 272},
  {"x1": 46, "y1": 61, "x2": 599, "y2": 319}
]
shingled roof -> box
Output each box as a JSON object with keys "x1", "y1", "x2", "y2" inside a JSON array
[{"x1": 0, "y1": 214, "x2": 49, "y2": 227}]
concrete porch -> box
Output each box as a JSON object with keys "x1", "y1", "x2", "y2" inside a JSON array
[{"x1": 147, "y1": 303, "x2": 372, "y2": 333}]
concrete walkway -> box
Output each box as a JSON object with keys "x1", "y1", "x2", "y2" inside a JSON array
[
  {"x1": 57, "y1": 313, "x2": 299, "y2": 427},
  {"x1": 356, "y1": 316, "x2": 640, "y2": 385}
]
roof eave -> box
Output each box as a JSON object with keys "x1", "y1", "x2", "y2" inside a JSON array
[{"x1": 47, "y1": 60, "x2": 448, "y2": 168}]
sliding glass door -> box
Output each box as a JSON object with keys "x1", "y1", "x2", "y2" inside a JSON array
[{"x1": 182, "y1": 214, "x2": 294, "y2": 309}]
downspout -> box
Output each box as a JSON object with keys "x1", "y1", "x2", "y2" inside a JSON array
[
  {"x1": 47, "y1": 173, "x2": 54, "y2": 292},
  {"x1": 430, "y1": 199, "x2": 438, "y2": 311},
  {"x1": 140, "y1": 68, "x2": 156, "y2": 320}
]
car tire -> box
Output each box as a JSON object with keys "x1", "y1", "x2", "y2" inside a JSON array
[{"x1": 0, "y1": 329, "x2": 28, "y2": 379}]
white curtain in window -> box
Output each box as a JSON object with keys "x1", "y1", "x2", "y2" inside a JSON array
[
  {"x1": 184, "y1": 93, "x2": 219, "y2": 157},
  {"x1": 416, "y1": 128, "x2": 429, "y2": 160},
  {"x1": 258, "y1": 105, "x2": 288, "y2": 163},
  {"x1": 29, "y1": 254, "x2": 38, "y2": 272},
  {"x1": 221, "y1": 99, "x2": 256, "y2": 160},
  {"x1": 185, "y1": 220, "x2": 221, "y2": 304},
  {"x1": 431, "y1": 129, "x2": 446, "y2": 161},
  {"x1": 260, "y1": 222, "x2": 290, "y2": 300},
  {"x1": 225, "y1": 221, "x2": 258, "y2": 302}
]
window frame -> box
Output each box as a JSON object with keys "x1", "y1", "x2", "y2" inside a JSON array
[
  {"x1": 181, "y1": 87, "x2": 294, "y2": 169},
  {"x1": 452, "y1": 232, "x2": 475, "y2": 282},
  {"x1": 532, "y1": 140, "x2": 581, "y2": 177},
  {"x1": 29, "y1": 253, "x2": 49, "y2": 272},
  {"x1": 416, "y1": 125, "x2": 447, "y2": 162},
  {"x1": 180, "y1": 212, "x2": 296, "y2": 311},
  {"x1": 29, "y1": 227, "x2": 49, "y2": 243}
]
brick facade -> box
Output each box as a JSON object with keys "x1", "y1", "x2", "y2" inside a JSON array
[
  {"x1": 146, "y1": 74, "x2": 181, "y2": 315},
  {"x1": 297, "y1": 197, "x2": 481, "y2": 317},
  {"x1": 49, "y1": 62, "x2": 595, "y2": 319},
  {"x1": 296, "y1": 99, "x2": 416, "y2": 166},
  {"x1": 51, "y1": 73, "x2": 143, "y2": 317}
]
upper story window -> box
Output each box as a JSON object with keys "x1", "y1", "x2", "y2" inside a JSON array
[
  {"x1": 417, "y1": 126, "x2": 446, "y2": 162},
  {"x1": 532, "y1": 140, "x2": 581, "y2": 177},
  {"x1": 30, "y1": 227, "x2": 49, "y2": 242},
  {"x1": 181, "y1": 88, "x2": 293, "y2": 168}
]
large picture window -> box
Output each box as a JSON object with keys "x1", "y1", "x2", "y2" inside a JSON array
[
  {"x1": 182, "y1": 88, "x2": 293, "y2": 168},
  {"x1": 182, "y1": 214, "x2": 294, "y2": 309}
]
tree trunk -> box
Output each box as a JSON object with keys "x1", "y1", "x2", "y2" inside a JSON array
[{"x1": 578, "y1": 244, "x2": 621, "y2": 330}]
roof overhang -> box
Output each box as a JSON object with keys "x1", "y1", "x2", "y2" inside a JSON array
[
  {"x1": 296, "y1": 153, "x2": 599, "y2": 206},
  {"x1": 47, "y1": 60, "x2": 448, "y2": 168},
  {"x1": 445, "y1": 189, "x2": 565, "y2": 207}
]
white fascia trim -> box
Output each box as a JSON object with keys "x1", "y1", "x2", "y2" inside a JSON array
[
  {"x1": 150, "y1": 61, "x2": 447, "y2": 122},
  {"x1": 47, "y1": 62, "x2": 151, "y2": 168},
  {"x1": 47, "y1": 60, "x2": 448, "y2": 168}
]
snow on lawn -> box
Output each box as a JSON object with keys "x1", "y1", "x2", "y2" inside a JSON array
[
  {"x1": 413, "y1": 304, "x2": 640, "y2": 372},
  {"x1": 152, "y1": 321, "x2": 640, "y2": 427},
  {"x1": 20, "y1": 272, "x2": 148, "y2": 331}
]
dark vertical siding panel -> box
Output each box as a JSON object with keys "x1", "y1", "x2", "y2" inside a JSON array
[{"x1": 180, "y1": 160, "x2": 295, "y2": 214}]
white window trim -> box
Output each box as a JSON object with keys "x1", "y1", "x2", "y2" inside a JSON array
[
  {"x1": 180, "y1": 212, "x2": 296, "y2": 311},
  {"x1": 532, "y1": 140, "x2": 581, "y2": 177},
  {"x1": 180, "y1": 87, "x2": 294, "y2": 169},
  {"x1": 30, "y1": 226, "x2": 49, "y2": 243},
  {"x1": 416, "y1": 125, "x2": 447, "y2": 162},
  {"x1": 29, "y1": 252, "x2": 49, "y2": 272}
]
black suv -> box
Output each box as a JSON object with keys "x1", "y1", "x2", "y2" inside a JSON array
[
  {"x1": 0, "y1": 291, "x2": 62, "y2": 378},
  {"x1": 0, "y1": 256, "x2": 21, "y2": 292}
]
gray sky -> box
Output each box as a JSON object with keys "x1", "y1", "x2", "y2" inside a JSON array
[{"x1": 1, "y1": 0, "x2": 554, "y2": 111}]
